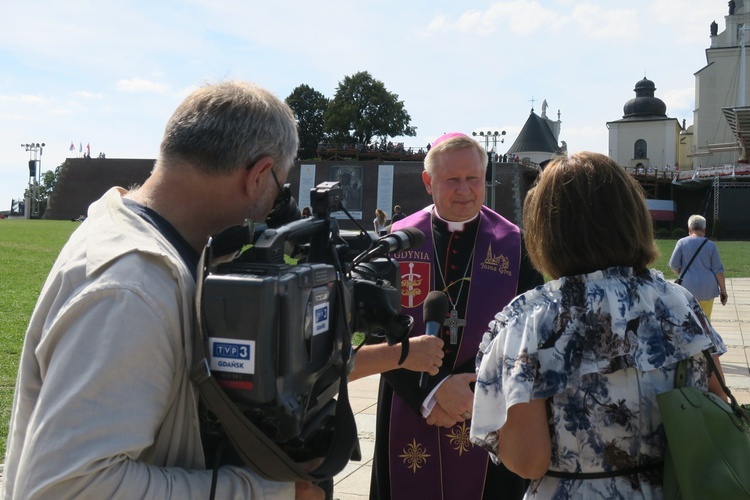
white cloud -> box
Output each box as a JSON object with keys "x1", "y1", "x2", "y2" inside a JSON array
[
  {"x1": 73, "y1": 91, "x2": 103, "y2": 100},
  {"x1": 649, "y1": 0, "x2": 724, "y2": 43},
  {"x1": 424, "y1": 1, "x2": 560, "y2": 36},
  {"x1": 569, "y1": 3, "x2": 639, "y2": 40},
  {"x1": 116, "y1": 79, "x2": 169, "y2": 94},
  {"x1": 0, "y1": 94, "x2": 49, "y2": 106},
  {"x1": 663, "y1": 87, "x2": 696, "y2": 113},
  {"x1": 421, "y1": 1, "x2": 645, "y2": 39}
]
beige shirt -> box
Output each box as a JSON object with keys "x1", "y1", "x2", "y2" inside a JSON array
[{"x1": 2, "y1": 188, "x2": 292, "y2": 499}]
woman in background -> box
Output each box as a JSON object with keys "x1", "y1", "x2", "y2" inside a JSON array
[
  {"x1": 470, "y1": 152, "x2": 727, "y2": 499},
  {"x1": 668, "y1": 214, "x2": 728, "y2": 319},
  {"x1": 373, "y1": 208, "x2": 387, "y2": 235}
]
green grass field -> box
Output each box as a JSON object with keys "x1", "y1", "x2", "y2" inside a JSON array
[{"x1": 1, "y1": 219, "x2": 748, "y2": 459}]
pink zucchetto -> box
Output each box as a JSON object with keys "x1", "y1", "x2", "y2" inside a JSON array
[{"x1": 431, "y1": 132, "x2": 469, "y2": 148}]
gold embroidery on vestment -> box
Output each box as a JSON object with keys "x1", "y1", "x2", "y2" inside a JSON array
[
  {"x1": 399, "y1": 438, "x2": 431, "y2": 473},
  {"x1": 446, "y1": 421, "x2": 473, "y2": 456},
  {"x1": 480, "y1": 243, "x2": 512, "y2": 275}
]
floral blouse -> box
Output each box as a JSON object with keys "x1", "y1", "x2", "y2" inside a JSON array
[{"x1": 470, "y1": 267, "x2": 726, "y2": 499}]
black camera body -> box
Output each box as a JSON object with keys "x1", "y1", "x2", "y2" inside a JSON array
[
  {"x1": 197, "y1": 182, "x2": 407, "y2": 466},
  {"x1": 202, "y1": 261, "x2": 346, "y2": 444}
]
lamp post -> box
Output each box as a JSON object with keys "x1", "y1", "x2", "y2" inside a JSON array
[
  {"x1": 22, "y1": 142, "x2": 45, "y2": 219},
  {"x1": 472, "y1": 130, "x2": 506, "y2": 209}
]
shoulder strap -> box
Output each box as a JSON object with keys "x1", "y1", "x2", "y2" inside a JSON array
[
  {"x1": 677, "y1": 238, "x2": 708, "y2": 281},
  {"x1": 191, "y1": 359, "x2": 358, "y2": 481},
  {"x1": 675, "y1": 350, "x2": 748, "y2": 423},
  {"x1": 701, "y1": 350, "x2": 748, "y2": 422}
]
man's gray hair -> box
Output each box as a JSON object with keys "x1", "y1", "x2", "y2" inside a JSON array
[
  {"x1": 424, "y1": 135, "x2": 487, "y2": 175},
  {"x1": 158, "y1": 81, "x2": 298, "y2": 176},
  {"x1": 688, "y1": 214, "x2": 707, "y2": 231}
]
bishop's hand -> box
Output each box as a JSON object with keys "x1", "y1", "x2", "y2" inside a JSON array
[{"x1": 434, "y1": 372, "x2": 477, "y2": 422}]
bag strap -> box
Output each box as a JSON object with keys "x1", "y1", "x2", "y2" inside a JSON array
[
  {"x1": 677, "y1": 238, "x2": 708, "y2": 282},
  {"x1": 191, "y1": 359, "x2": 358, "y2": 481},
  {"x1": 676, "y1": 350, "x2": 748, "y2": 423},
  {"x1": 701, "y1": 350, "x2": 748, "y2": 422}
]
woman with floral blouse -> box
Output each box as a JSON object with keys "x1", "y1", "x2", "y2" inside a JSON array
[{"x1": 470, "y1": 152, "x2": 727, "y2": 499}]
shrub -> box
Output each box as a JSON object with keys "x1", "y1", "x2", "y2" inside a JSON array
[
  {"x1": 671, "y1": 228, "x2": 686, "y2": 239},
  {"x1": 712, "y1": 217, "x2": 722, "y2": 240},
  {"x1": 654, "y1": 228, "x2": 671, "y2": 239}
]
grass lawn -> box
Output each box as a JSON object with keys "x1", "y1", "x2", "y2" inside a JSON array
[
  {"x1": 652, "y1": 239, "x2": 750, "y2": 278},
  {"x1": 0, "y1": 220, "x2": 79, "y2": 459},
  {"x1": 0, "y1": 218, "x2": 748, "y2": 460}
]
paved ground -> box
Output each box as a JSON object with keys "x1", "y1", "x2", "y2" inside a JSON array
[
  {"x1": 332, "y1": 277, "x2": 750, "y2": 499},
  {"x1": 2, "y1": 279, "x2": 749, "y2": 497}
]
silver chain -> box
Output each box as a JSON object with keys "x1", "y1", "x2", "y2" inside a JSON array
[{"x1": 430, "y1": 213, "x2": 475, "y2": 311}]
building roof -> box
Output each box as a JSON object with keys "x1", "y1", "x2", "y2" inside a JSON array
[
  {"x1": 506, "y1": 111, "x2": 559, "y2": 154},
  {"x1": 622, "y1": 77, "x2": 668, "y2": 120}
]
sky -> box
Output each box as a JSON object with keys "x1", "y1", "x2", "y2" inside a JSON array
[{"x1": 0, "y1": 0, "x2": 733, "y2": 209}]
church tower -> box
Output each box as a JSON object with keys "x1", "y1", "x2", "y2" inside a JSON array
[
  {"x1": 692, "y1": 0, "x2": 750, "y2": 167},
  {"x1": 607, "y1": 77, "x2": 681, "y2": 171},
  {"x1": 505, "y1": 100, "x2": 563, "y2": 166}
]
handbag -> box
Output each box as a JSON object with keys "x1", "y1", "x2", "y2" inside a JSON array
[
  {"x1": 657, "y1": 350, "x2": 750, "y2": 499},
  {"x1": 674, "y1": 238, "x2": 708, "y2": 285}
]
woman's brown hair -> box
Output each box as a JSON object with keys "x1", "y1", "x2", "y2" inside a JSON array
[{"x1": 523, "y1": 151, "x2": 659, "y2": 279}]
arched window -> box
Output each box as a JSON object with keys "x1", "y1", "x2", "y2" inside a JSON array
[{"x1": 634, "y1": 139, "x2": 647, "y2": 159}]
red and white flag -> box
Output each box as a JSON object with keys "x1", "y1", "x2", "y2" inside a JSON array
[
  {"x1": 86, "y1": 143, "x2": 90, "y2": 156},
  {"x1": 69, "y1": 142, "x2": 75, "y2": 152}
]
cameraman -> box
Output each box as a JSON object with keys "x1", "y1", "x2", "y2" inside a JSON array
[{"x1": 2, "y1": 82, "x2": 322, "y2": 499}]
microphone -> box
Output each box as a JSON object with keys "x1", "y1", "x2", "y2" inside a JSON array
[
  {"x1": 418, "y1": 291, "x2": 450, "y2": 389},
  {"x1": 375, "y1": 227, "x2": 425, "y2": 253}
]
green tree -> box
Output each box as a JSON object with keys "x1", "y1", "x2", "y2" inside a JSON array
[
  {"x1": 323, "y1": 71, "x2": 416, "y2": 147},
  {"x1": 24, "y1": 163, "x2": 62, "y2": 217},
  {"x1": 286, "y1": 84, "x2": 329, "y2": 159}
]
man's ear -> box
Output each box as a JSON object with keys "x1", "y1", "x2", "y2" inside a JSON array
[
  {"x1": 422, "y1": 170, "x2": 433, "y2": 195},
  {"x1": 244, "y1": 156, "x2": 275, "y2": 196}
]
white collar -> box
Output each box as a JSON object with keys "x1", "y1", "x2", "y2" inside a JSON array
[{"x1": 433, "y1": 208, "x2": 479, "y2": 232}]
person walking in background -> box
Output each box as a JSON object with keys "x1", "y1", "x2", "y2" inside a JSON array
[
  {"x1": 471, "y1": 152, "x2": 727, "y2": 498},
  {"x1": 390, "y1": 204, "x2": 406, "y2": 223},
  {"x1": 373, "y1": 208, "x2": 388, "y2": 235},
  {"x1": 2, "y1": 81, "x2": 322, "y2": 499},
  {"x1": 362, "y1": 132, "x2": 543, "y2": 500},
  {"x1": 668, "y1": 214, "x2": 728, "y2": 319}
]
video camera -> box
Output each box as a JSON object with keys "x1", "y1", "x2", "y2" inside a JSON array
[{"x1": 193, "y1": 181, "x2": 422, "y2": 481}]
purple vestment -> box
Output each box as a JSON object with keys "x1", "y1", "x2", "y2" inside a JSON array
[{"x1": 383, "y1": 205, "x2": 521, "y2": 499}]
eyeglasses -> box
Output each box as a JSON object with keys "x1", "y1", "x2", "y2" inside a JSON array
[{"x1": 270, "y1": 167, "x2": 284, "y2": 196}]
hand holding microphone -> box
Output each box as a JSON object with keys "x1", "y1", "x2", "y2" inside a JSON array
[{"x1": 418, "y1": 291, "x2": 450, "y2": 389}]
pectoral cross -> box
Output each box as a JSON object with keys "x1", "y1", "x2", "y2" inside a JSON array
[{"x1": 445, "y1": 308, "x2": 466, "y2": 344}]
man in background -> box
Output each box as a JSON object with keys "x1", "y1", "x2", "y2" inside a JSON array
[
  {"x1": 390, "y1": 204, "x2": 406, "y2": 223},
  {"x1": 2, "y1": 81, "x2": 322, "y2": 499}
]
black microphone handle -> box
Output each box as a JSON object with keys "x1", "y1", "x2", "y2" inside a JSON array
[{"x1": 418, "y1": 321, "x2": 442, "y2": 389}]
